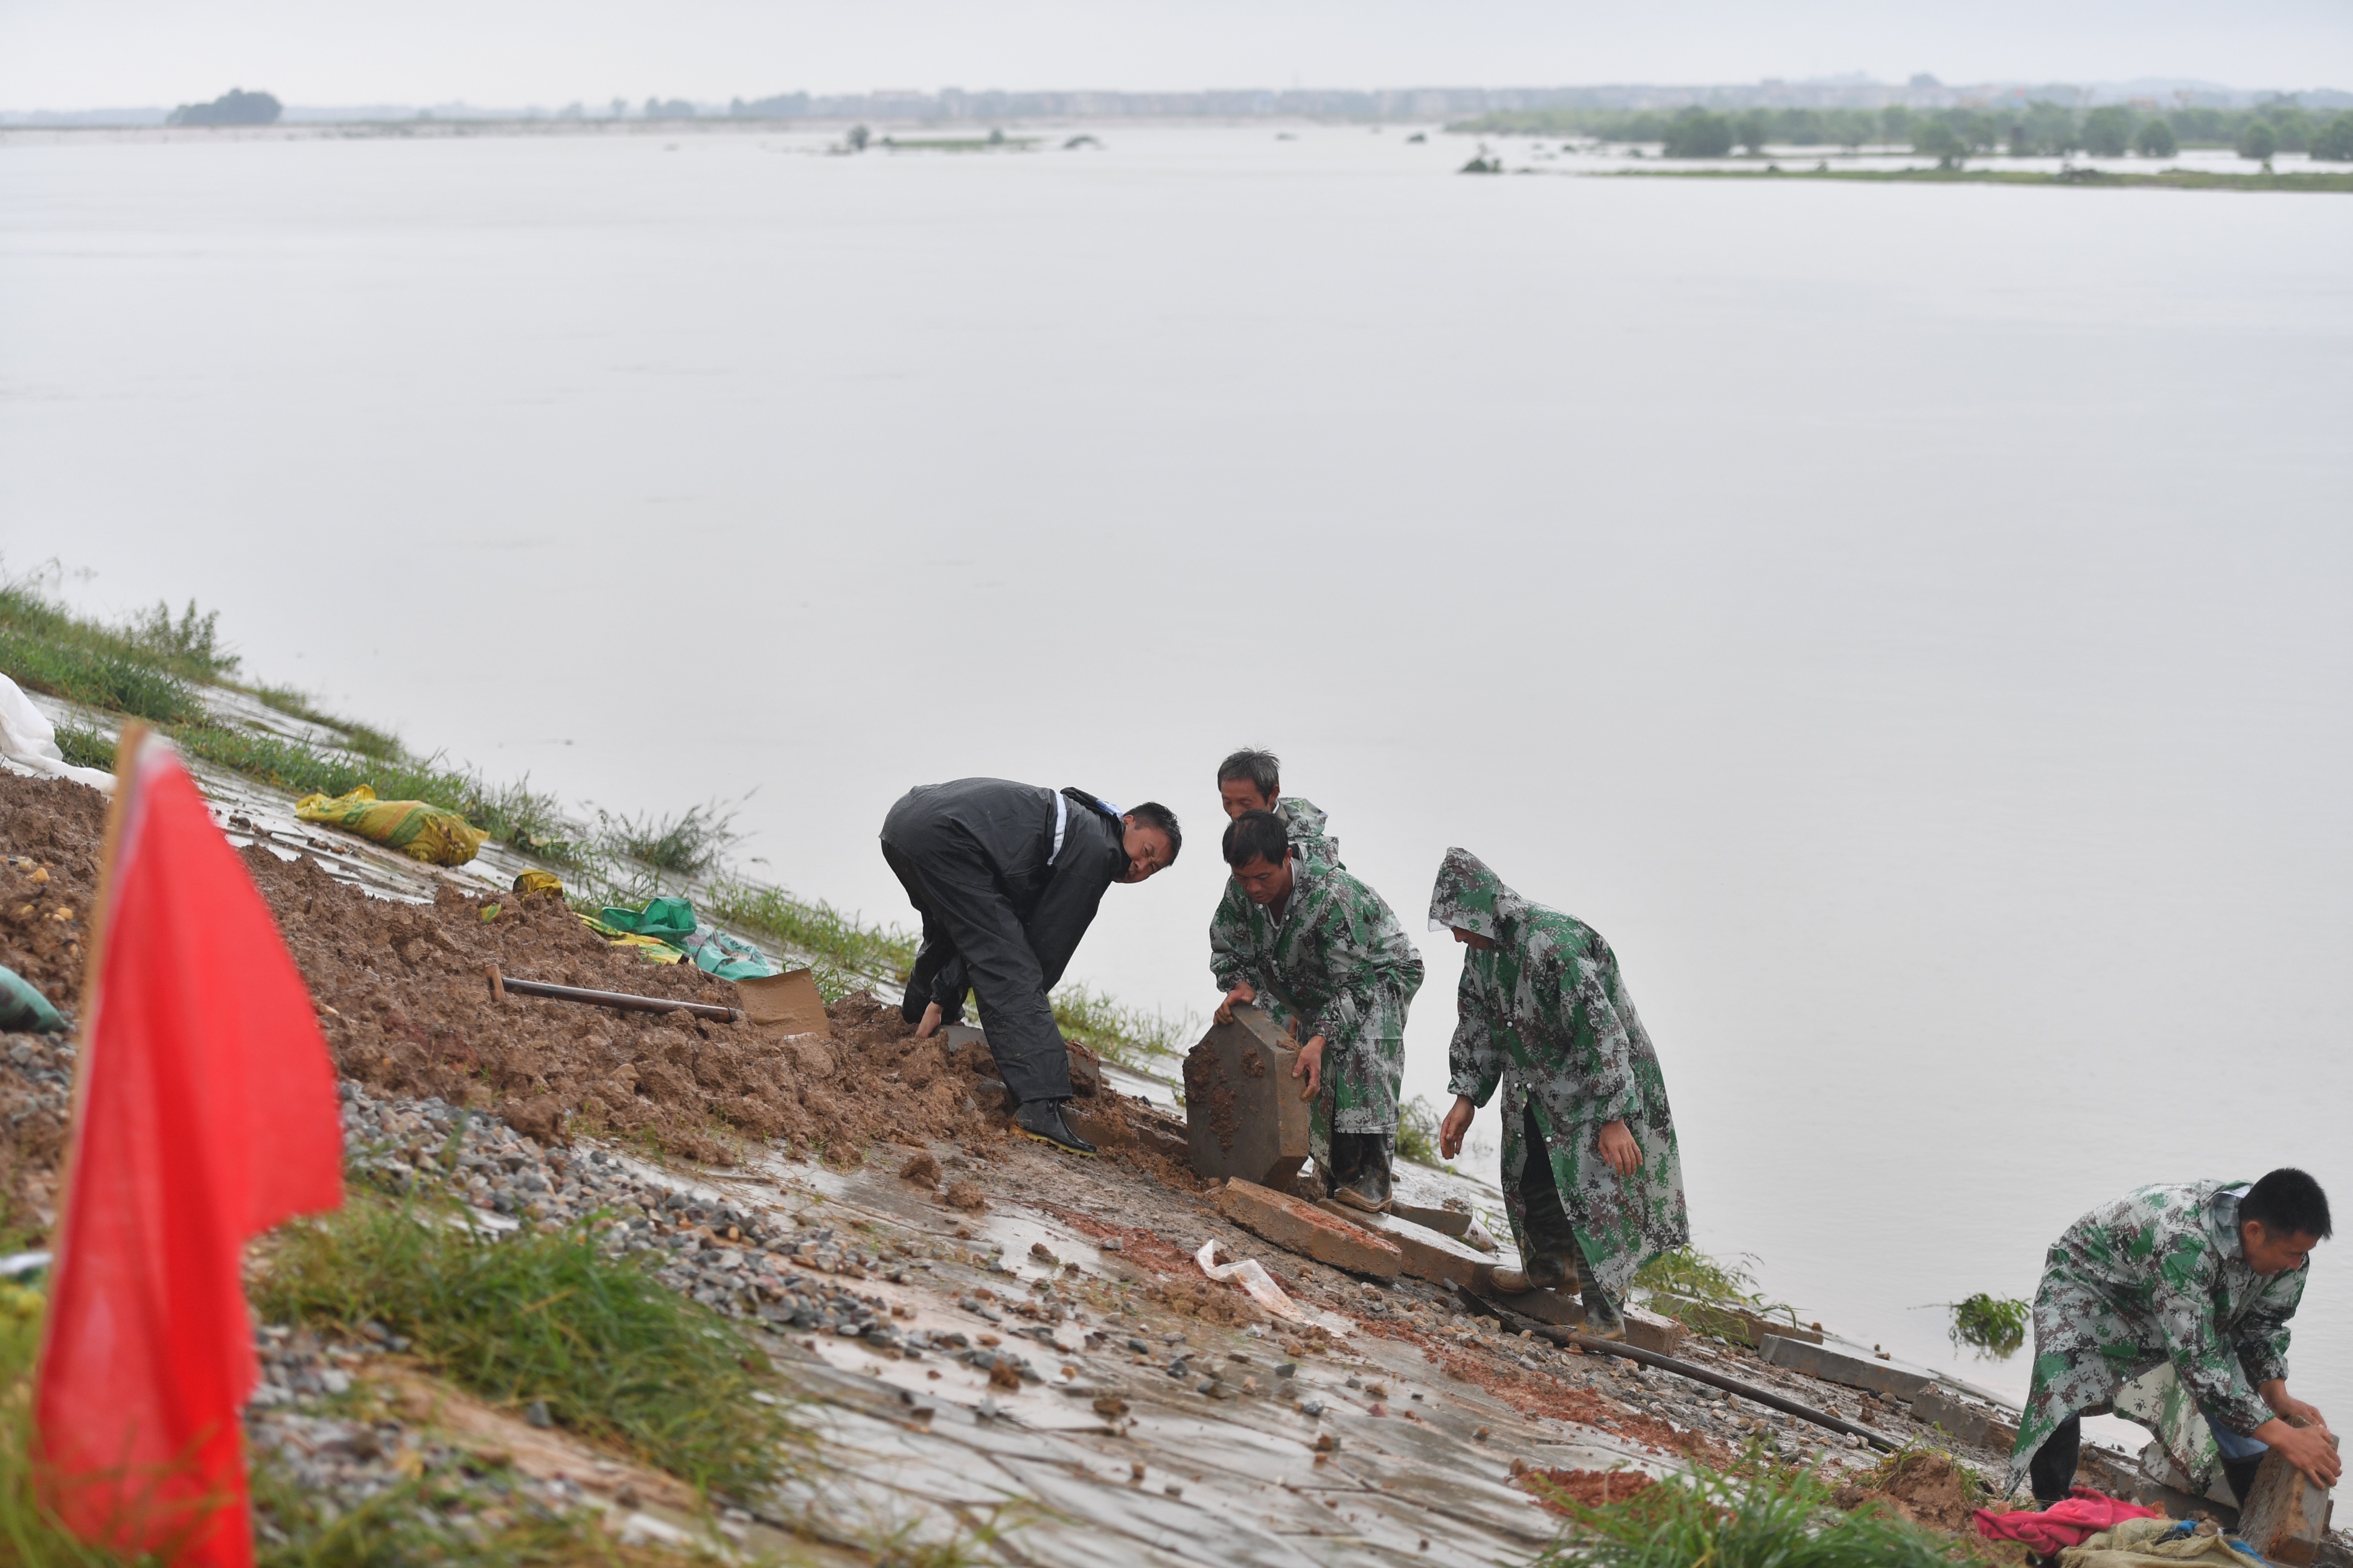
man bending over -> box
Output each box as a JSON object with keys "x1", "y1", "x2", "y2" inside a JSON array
[
  {"x1": 1212, "y1": 809, "x2": 1422, "y2": 1211},
  {"x1": 2008, "y1": 1169, "x2": 2339, "y2": 1506},
  {"x1": 880, "y1": 778, "x2": 1179, "y2": 1156}
]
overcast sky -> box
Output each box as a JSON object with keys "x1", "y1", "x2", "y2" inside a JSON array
[{"x1": 2, "y1": 0, "x2": 2347, "y2": 109}]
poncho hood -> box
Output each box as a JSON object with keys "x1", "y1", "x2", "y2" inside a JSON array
[{"x1": 1426, "y1": 847, "x2": 1533, "y2": 942}]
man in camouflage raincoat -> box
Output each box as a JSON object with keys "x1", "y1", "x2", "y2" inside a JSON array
[
  {"x1": 1212, "y1": 809, "x2": 1421, "y2": 1211},
  {"x1": 1209, "y1": 747, "x2": 1339, "y2": 1031},
  {"x1": 2008, "y1": 1171, "x2": 2337, "y2": 1505},
  {"x1": 1429, "y1": 847, "x2": 1686, "y2": 1337}
]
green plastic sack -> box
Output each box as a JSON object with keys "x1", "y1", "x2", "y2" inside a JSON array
[{"x1": 0, "y1": 964, "x2": 65, "y2": 1034}]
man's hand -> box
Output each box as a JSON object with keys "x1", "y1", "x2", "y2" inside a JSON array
[
  {"x1": 1215, "y1": 983, "x2": 1256, "y2": 1025},
  {"x1": 1292, "y1": 1035, "x2": 1327, "y2": 1099},
  {"x1": 1439, "y1": 1095, "x2": 1476, "y2": 1161},
  {"x1": 914, "y1": 1001, "x2": 943, "y2": 1040},
  {"x1": 2254, "y1": 1417, "x2": 2343, "y2": 1488},
  {"x1": 1596, "y1": 1120, "x2": 1641, "y2": 1178}
]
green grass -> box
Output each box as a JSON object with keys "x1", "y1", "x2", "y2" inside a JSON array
[
  {"x1": 240, "y1": 684, "x2": 402, "y2": 760},
  {"x1": 700, "y1": 881, "x2": 917, "y2": 987},
  {"x1": 1634, "y1": 1246, "x2": 1803, "y2": 1327},
  {"x1": 49, "y1": 721, "x2": 118, "y2": 774},
  {"x1": 170, "y1": 725, "x2": 583, "y2": 865},
  {"x1": 0, "y1": 1282, "x2": 154, "y2": 1567},
  {"x1": 1529, "y1": 1448, "x2": 1970, "y2": 1567},
  {"x1": 1947, "y1": 1292, "x2": 2028, "y2": 1359},
  {"x1": 1597, "y1": 165, "x2": 2353, "y2": 193},
  {"x1": 594, "y1": 801, "x2": 742, "y2": 881},
  {"x1": 252, "y1": 1197, "x2": 798, "y2": 1501},
  {"x1": 1048, "y1": 984, "x2": 1194, "y2": 1071},
  {"x1": 1397, "y1": 1095, "x2": 1443, "y2": 1167}
]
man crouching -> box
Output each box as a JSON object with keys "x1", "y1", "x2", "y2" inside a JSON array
[
  {"x1": 1212, "y1": 809, "x2": 1423, "y2": 1211},
  {"x1": 2010, "y1": 1169, "x2": 2339, "y2": 1506}
]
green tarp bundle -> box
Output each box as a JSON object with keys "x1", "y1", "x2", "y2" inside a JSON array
[
  {"x1": 0, "y1": 965, "x2": 65, "y2": 1034},
  {"x1": 590, "y1": 897, "x2": 778, "y2": 982}
]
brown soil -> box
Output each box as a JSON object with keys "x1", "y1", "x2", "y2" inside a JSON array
[
  {"x1": 0, "y1": 773, "x2": 104, "y2": 1008},
  {"x1": 1514, "y1": 1465, "x2": 1657, "y2": 1512},
  {"x1": 1049, "y1": 1209, "x2": 1201, "y2": 1278},
  {"x1": 943, "y1": 1181, "x2": 987, "y2": 1211},
  {"x1": 1834, "y1": 1448, "x2": 1979, "y2": 1533},
  {"x1": 899, "y1": 1152, "x2": 942, "y2": 1188},
  {"x1": 1181, "y1": 1039, "x2": 1239, "y2": 1155},
  {"x1": 1434, "y1": 1347, "x2": 1729, "y2": 1465}
]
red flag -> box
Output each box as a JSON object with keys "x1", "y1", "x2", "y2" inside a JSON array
[{"x1": 36, "y1": 728, "x2": 343, "y2": 1566}]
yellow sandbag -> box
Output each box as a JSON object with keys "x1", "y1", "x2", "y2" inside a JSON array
[
  {"x1": 295, "y1": 785, "x2": 489, "y2": 867},
  {"x1": 512, "y1": 869, "x2": 565, "y2": 899}
]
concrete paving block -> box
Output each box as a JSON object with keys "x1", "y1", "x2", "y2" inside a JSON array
[
  {"x1": 1213, "y1": 1179, "x2": 1402, "y2": 1279},
  {"x1": 2239, "y1": 1429, "x2": 2337, "y2": 1565},
  {"x1": 1390, "y1": 1202, "x2": 1472, "y2": 1238},
  {"x1": 1908, "y1": 1384, "x2": 2017, "y2": 1452},
  {"x1": 1760, "y1": 1335, "x2": 1933, "y2": 1400},
  {"x1": 1314, "y1": 1202, "x2": 1489, "y2": 1289},
  {"x1": 1184, "y1": 1007, "x2": 1313, "y2": 1188}
]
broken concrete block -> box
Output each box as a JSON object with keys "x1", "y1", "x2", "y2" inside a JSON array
[
  {"x1": 1461, "y1": 1276, "x2": 1684, "y2": 1353},
  {"x1": 1183, "y1": 1005, "x2": 1311, "y2": 1189},
  {"x1": 1622, "y1": 1305, "x2": 1687, "y2": 1356},
  {"x1": 1212, "y1": 1179, "x2": 1400, "y2": 1279},
  {"x1": 1314, "y1": 1202, "x2": 1489, "y2": 1289},
  {"x1": 1390, "y1": 1202, "x2": 1473, "y2": 1238},
  {"x1": 1760, "y1": 1335, "x2": 1933, "y2": 1400},
  {"x1": 2239, "y1": 1427, "x2": 2337, "y2": 1565},
  {"x1": 1908, "y1": 1384, "x2": 2017, "y2": 1452}
]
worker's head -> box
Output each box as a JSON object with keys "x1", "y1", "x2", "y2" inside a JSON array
[
  {"x1": 2240, "y1": 1168, "x2": 2332, "y2": 1276},
  {"x1": 1449, "y1": 927, "x2": 1498, "y2": 951},
  {"x1": 1217, "y1": 748, "x2": 1282, "y2": 819},
  {"x1": 1119, "y1": 802, "x2": 1181, "y2": 883},
  {"x1": 1221, "y1": 810, "x2": 1294, "y2": 905}
]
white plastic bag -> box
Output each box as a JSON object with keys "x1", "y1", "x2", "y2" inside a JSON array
[
  {"x1": 0, "y1": 673, "x2": 113, "y2": 791},
  {"x1": 1195, "y1": 1239, "x2": 1353, "y2": 1336}
]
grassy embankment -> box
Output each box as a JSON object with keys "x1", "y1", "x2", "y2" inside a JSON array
[
  {"x1": 0, "y1": 566, "x2": 1191, "y2": 1068},
  {"x1": 1, "y1": 1196, "x2": 788, "y2": 1566}
]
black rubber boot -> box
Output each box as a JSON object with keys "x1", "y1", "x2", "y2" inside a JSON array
[
  {"x1": 2221, "y1": 1452, "x2": 2267, "y2": 1509},
  {"x1": 1333, "y1": 1143, "x2": 1393, "y2": 1213},
  {"x1": 1013, "y1": 1099, "x2": 1097, "y2": 1157},
  {"x1": 1321, "y1": 1132, "x2": 1364, "y2": 1199},
  {"x1": 1576, "y1": 1249, "x2": 1626, "y2": 1339},
  {"x1": 1524, "y1": 1250, "x2": 1574, "y2": 1290}
]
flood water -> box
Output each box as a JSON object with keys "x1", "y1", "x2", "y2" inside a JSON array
[{"x1": 4, "y1": 121, "x2": 2349, "y2": 1428}]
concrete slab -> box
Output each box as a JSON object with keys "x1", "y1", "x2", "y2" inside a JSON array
[
  {"x1": 1214, "y1": 1180, "x2": 1402, "y2": 1279},
  {"x1": 1314, "y1": 1203, "x2": 1490, "y2": 1289},
  {"x1": 1390, "y1": 1202, "x2": 1472, "y2": 1238},
  {"x1": 1908, "y1": 1384, "x2": 2017, "y2": 1452},
  {"x1": 1183, "y1": 1007, "x2": 1312, "y2": 1188},
  {"x1": 1647, "y1": 1293, "x2": 1822, "y2": 1348},
  {"x1": 1760, "y1": 1334, "x2": 1934, "y2": 1400}
]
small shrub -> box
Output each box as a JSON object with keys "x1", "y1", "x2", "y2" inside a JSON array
[{"x1": 1397, "y1": 1095, "x2": 1444, "y2": 1167}]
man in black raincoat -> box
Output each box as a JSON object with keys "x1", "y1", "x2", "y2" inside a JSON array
[{"x1": 880, "y1": 779, "x2": 1181, "y2": 1154}]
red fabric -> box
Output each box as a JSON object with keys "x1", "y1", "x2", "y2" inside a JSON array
[
  {"x1": 1973, "y1": 1489, "x2": 2165, "y2": 1553},
  {"x1": 34, "y1": 738, "x2": 343, "y2": 1567}
]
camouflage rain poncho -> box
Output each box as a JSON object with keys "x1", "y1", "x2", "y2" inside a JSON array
[
  {"x1": 1429, "y1": 847, "x2": 1688, "y2": 1301},
  {"x1": 1210, "y1": 844, "x2": 1421, "y2": 1164},
  {"x1": 2008, "y1": 1181, "x2": 2304, "y2": 1494},
  {"x1": 1210, "y1": 795, "x2": 1338, "y2": 1019}
]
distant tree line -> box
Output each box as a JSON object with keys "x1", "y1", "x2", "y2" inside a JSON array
[
  {"x1": 165, "y1": 88, "x2": 283, "y2": 127},
  {"x1": 1457, "y1": 101, "x2": 2353, "y2": 163}
]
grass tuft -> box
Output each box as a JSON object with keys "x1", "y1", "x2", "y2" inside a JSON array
[
  {"x1": 240, "y1": 684, "x2": 403, "y2": 760},
  {"x1": 593, "y1": 801, "x2": 743, "y2": 881},
  {"x1": 252, "y1": 1197, "x2": 797, "y2": 1500},
  {"x1": 1048, "y1": 985, "x2": 1195, "y2": 1071},
  {"x1": 1634, "y1": 1246, "x2": 1802, "y2": 1325},
  {"x1": 1947, "y1": 1293, "x2": 2028, "y2": 1359},
  {"x1": 1396, "y1": 1095, "x2": 1444, "y2": 1167},
  {"x1": 700, "y1": 882, "x2": 917, "y2": 988},
  {"x1": 1530, "y1": 1447, "x2": 1970, "y2": 1567},
  {"x1": 48, "y1": 721, "x2": 118, "y2": 775}
]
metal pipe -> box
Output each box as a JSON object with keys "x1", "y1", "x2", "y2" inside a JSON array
[
  {"x1": 485, "y1": 964, "x2": 738, "y2": 1023},
  {"x1": 1451, "y1": 1284, "x2": 1898, "y2": 1452}
]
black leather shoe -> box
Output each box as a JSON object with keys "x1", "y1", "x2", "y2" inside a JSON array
[{"x1": 1013, "y1": 1098, "x2": 1097, "y2": 1156}]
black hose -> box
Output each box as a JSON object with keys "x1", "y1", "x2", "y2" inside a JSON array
[{"x1": 1450, "y1": 1283, "x2": 1899, "y2": 1452}]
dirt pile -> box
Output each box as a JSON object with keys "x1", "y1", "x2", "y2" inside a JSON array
[
  {"x1": 238, "y1": 847, "x2": 1014, "y2": 1163},
  {"x1": 0, "y1": 773, "x2": 104, "y2": 1010},
  {"x1": 1834, "y1": 1447, "x2": 1980, "y2": 1532}
]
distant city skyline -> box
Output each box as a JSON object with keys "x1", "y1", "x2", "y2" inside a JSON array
[{"x1": 2, "y1": 0, "x2": 2346, "y2": 112}]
